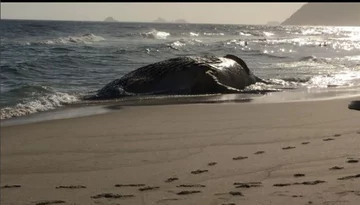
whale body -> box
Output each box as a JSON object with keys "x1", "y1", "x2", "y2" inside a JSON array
[{"x1": 88, "y1": 54, "x2": 265, "y2": 100}]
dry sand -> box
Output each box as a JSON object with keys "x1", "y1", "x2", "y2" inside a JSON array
[{"x1": 1, "y1": 97, "x2": 360, "y2": 205}]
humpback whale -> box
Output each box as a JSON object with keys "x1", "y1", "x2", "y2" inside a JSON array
[{"x1": 88, "y1": 54, "x2": 266, "y2": 100}]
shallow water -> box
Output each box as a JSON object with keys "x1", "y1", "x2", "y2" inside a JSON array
[{"x1": 1, "y1": 20, "x2": 360, "y2": 120}]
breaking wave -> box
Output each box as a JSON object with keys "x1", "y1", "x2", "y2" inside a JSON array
[
  {"x1": 140, "y1": 29, "x2": 170, "y2": 39},
  {"x1": 306, "y1": 71, "x2": 360, "y2": 88},
  {"x1": 24, "y1": 33, "x2": 105, "y2": 45},
  {"x1": 204, "y1": 32, "x2": 225, "y2": 36},
  {"x1": 1, "y1": 92, "x2": 79, "y2": 120},
  {"x1": 189, "y1": 32, "x2": 199, "y2": 37}
]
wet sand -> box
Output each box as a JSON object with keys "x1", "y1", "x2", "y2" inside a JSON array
[{"x1": 1, "y1": 96, "x2": 360, "y2": 205}]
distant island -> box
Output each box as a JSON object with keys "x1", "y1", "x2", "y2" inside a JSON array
[
  {"x1": 153, "y1": 17, "x2": 167, "y2": 23},
  {"x1": 104, "y1": 17, "x2": 117, "y2": 22},
  {"x1": 153, "y1": 17, "x2": 188, "y2": 24},
  {"x1": 282, "y1": 3, "x2": 360, "y2": 26}
]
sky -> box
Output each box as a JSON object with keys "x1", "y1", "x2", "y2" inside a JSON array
[{"x1": 1, "y1": 3, "x2": 306, "y2": 25}]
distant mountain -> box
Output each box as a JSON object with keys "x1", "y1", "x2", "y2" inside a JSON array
[
  {"x1": 282, "y1": 3, "x2": 360, "y2": 26},
  {"x1": 104, "y1": 17, "x2": 117, "y2": 22},
  {"x1": 174, "y1": 19, "x2": 188, "y2": 24},
  {"x1": 153, "y1": 17, "x2": 167, "y2": 23}
]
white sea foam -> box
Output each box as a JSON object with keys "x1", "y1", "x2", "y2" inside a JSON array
[
  {"x1": 34, "y1": 33, "x2": 105, "y2": 45},
  {"x1": 225, "y1": 39, "x2": 248, "y2": 46},
  {"x1": 167, "y1": 38, "x2": 203, "y2": 48},
  {"x1": 171, "y1": 40, "x2": 186, "y2": 47},
  {"x1": 0, "y1": 92, "x2": 79, "y2": 120},
  {"x1": 140, "y1": 29, "x2": 170, "y2": 39},
  {"x1": 306, "y1": 71, "x2": 360, "y2": 88},
  {"x1": 301, "y1": 28, "x2": 323, "y2": 35},
  {"x1": 238, "y1": 31, "x2": 252, "y2": 36},
  {"x1": 263, "y1": 32, "x2": 275, "y2": 37},
  {"x1": 189, "y1": 32, "x2": 199, "y2": 37},
  {"x1": 203, "y1": 32, "x2": 225, "y2": 36}
]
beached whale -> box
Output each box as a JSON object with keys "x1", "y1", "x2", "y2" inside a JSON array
[{"x1": 88, "y1": 54, "x2": 267, "y2": 100}]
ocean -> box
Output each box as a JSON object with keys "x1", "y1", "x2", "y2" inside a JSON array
[{"x1": 1, "y1": 19, "x2": 360, "y2": 121}]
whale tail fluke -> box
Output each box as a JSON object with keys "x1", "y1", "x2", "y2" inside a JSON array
[
  {"x1": 223, "y1": 54, "x2": 270, "y2": 85},
  {"x1": 223, "y1": 54, "x2": 250, "y2": 75}
]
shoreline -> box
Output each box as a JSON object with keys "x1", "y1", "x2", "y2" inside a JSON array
[
  {"x1": 1, "y1": 93, "x2": 360, "y2": 205},
  {"x1": 2, "y1": 87, "x2": 360, "y2": 127}
]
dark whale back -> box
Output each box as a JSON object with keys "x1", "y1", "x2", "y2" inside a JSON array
[
  {"x1": 119, "y1": 56, "x2": 220, "y2": 86},
  {"x1": 87, "y1": 54, "x2": 260, "y2": 100}
]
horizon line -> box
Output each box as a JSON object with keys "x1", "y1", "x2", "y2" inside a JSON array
[{"x1": 1, "y1": 17, "x2": 279, "y2": 26}]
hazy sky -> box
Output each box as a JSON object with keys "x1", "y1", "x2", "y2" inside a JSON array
[{"x1": 1, "y1": 3, "x2": 306, "y2": 25}]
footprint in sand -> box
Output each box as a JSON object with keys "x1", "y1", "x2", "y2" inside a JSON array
[
  {"x1": 274, "y1": 180, "x2": 325, "y2": 187},
  {"x1": 337, "y1": 190, "x2": 360, "y2": 196},
  {"x1": 91, "y1": 193, "x2": 134, "y2": 199},
  {"x1": 347, "y1": 159, "x2": 359, "y2": 163},
  {"x1": 232, "y1": 156, "x2": 248, "y2": 160},
  {"x1": 139, "y1": 186, "x2": 160, "y2": 191},
  {"x1": 35, "y1": 200, "x2": 66, "y2": 205},
  {"x1": 282, "y1": 146, "x2": 296, "y2": 150},
  {"x1": 323, "y1": 200, "x2": 350, "y2": 205},
  {"x1": 165, "y1": 177, "x2": 179, "y2": 183},
  {"x1": 176, "y1": 190, "x2": 201, "y2": 195},
  {"x1": 55, "y1": 185, "x2": 86, "y2": 189},
  {"x1": 269, "y1": 190, "x2": 290, "y2": 197},
  {"x1": 337, "y1": 174, "x2": 360, "y2": 180},
  {"x1": 293, "y1": 174, "x2": 305, "y2": 177},
  {"x1": 301, "y1": 142, "x2": 310, "y2": 145},
  {"x1": 254, "y1": 151, "x2": 265, "y2": 155},
  {"x1": 1, "y1": 185, "x2": 21, "y2": 188},
  {"x1": 294, "y1": 180, "x2": 326, "y2": 185},
  {"x1": 229, "y1": 191, "x2": 244, "y2": 196},
  {"x1": 191, "y1": 169, "x2": 208, "y2": 174},
  {"x1": 273, "y1": 183, "x2": 292, "y2": 187},
  {"x1": 233, "y1": 182, "x2": 262, "y2": 188},
  {"x1": 333, "y1": 134, "x2": 341, "y2": 137},
  {"x1": 323, "y1": 138, "x2": 335, "y2": 141},
  {"x1": 177, "y1": 184, "x2": 206, "y2": 188},
  {"x1": 329, "y1": 166, "x2": 344, "y2": 170},
  {"x1": 208, "y1": 162, "x2": 217, "y2": 166},
  {"x1": 115, "y1": 183, "x2": 145, "y2": 187}
]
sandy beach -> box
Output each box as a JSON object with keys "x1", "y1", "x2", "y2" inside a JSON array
[{"x1": 1, "y1": 97, "x2": 360, "y2": 205}]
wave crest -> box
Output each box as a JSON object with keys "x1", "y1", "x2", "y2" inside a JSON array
[
  {"x1": 307, "y1": 72, "x2": 360, "y2": 88},
  {"x1": 189, "y1": 32, "x2": 199, "y2": 37},
  {"x1": 140, "y1": 29, "x2": 170, "y2": 39},
  {"x1": 204, "y1": 32, "x2": 225, "y2": 36},
  {"x1": 1, "y1": 92, "x2": 79, "y2": 120},
  {"x1": 28, "y1": 33, "x2": 105, "y2": 45}
]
